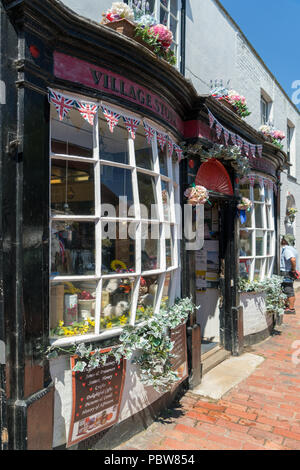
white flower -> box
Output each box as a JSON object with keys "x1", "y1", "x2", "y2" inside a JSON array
[{"x1": 107, "y1": 2, "x2": 135, "y2": 20}]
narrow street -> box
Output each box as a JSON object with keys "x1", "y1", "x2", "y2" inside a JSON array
[{"x1": 116, "y1": 293, "x2": 300, "y2": 451}]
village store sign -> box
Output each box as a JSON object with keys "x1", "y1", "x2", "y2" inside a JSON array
[{"x1": 54, "y1": 52, "x2": 183, "y2": 134}]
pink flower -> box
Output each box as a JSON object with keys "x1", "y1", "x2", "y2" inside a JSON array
[
  {"x1": 272, "y1": 130, "x2": 285, "y2": 141},
  {"x1": 149, "y1": 24, "x2": 173, "y2": 49}
]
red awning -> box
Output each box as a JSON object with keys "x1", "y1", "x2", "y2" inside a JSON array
[{"x1": 195, "y1": 159, "x2": 233, "y2": 196}]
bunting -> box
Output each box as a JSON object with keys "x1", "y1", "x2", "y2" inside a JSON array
[
  {"x1": 206, "y1": 107, "x2": 264, "y2": 158},
  {"x1": 174, "y1": 144, "x2": 183, "y2": 162},
  {"x1": 48, "y1": 89, "x2": 75, "y2": 121},
  {"x1": 240, "y1": 174, "x2": 277, "y2": 194},
  {"x1": 75, "y1": 102, "x2": 98, "y2": 125},
  {"x1": 157, "y1": 131, "x2": 168, "y2": 151},
  {"x1": 101, "y1": 105, "x2": 121, "y2": 133},
  {"x1": 122, "y1": 116, "x2": 140, "y2": 139},
  {"x1": 143, "y1": 121, "x2": 156, "y2": 145},
  {"x1": 167, "y1": 138, "x2": 174, "y2": 157}
]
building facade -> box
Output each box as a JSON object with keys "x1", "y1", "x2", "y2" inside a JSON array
[{"x1": 0, "y1": 0, "x2": 291, "y2": 450}]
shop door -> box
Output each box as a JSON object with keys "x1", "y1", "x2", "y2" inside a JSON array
[{"x1": 195, "y1": 200, "x2": 222, "y2": 354}]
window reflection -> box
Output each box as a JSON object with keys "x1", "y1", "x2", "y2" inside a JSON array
[{"x1": 101, "y1": 165, "x2": 134, "y2": 217}]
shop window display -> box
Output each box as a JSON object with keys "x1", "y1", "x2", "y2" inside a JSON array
[
  {"x1": 49, "y1": 97, "x2": 181, "y2": 342},
  {"x1": 239, "y1": 179, "x2": 275, "y2": 281}
]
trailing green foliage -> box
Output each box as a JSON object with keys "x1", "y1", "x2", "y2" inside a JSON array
[
  {"x1": 46, "y1": 297, "x2": 195, "y2": 392},
  {"x1": 239, "y1": 275, "x2": 287, "y2": 317}
]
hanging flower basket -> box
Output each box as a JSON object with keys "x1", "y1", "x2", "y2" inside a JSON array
[
  {"x1": 286, "y1": 207, "x2": 298, "y2": 223},
  {"x1": 211, "y1": 88, "x2": 251, "y2": 118},
  {"x1": 259, "y1": 125, "x2": 285, "y2": 150},
  {"x1": 237, "y1": 197, "x2": 253, "y2": 224},
  {"x1": 184, "y1": 185, "x2": 209, "y2": 205}
]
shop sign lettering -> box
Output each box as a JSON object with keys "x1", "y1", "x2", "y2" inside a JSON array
[{"x1": 54, "y1": 52, "x2": 183, "y2": 133}]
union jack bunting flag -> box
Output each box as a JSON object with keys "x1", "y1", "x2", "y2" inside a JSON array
[
  {"x1": 101, "y1": 105, "x2": 121, "y2": 133},
  {"x1": 174, "y1": 145, "x2": 183, "y2": 162},
  {"x1": 48, "y1": 89, "x2": 75, "y2": 121},
  {"x1": 250, "y1": 144, "x2": 256, "y2": 158},
  {"x1": 236, "y1": 135, "x2": 244, "y2": 149},
  {"x1": 122, "y1": 116, "x2": 141, "y2": 139},
  {"x1": 257, "y1": 145, "x2": 263, "y2": 158},
  {"x1": 224, "y1": 130, "x2": 230, "y2": 146},
  {"x1": 208, "y1": 110, "x2": 215, "y2": 128},
  {"x1": 143, "y1": 122, "x2": 156, "y2": 144},
  {"x1": 157, "y1": 131, "x2": 168, "y2": 151},
  {"x1": 243, "y1": 142, "x2": 249, "y2": 156},
  {"x1": 248, "y1": 175, "x2": 256, "y2": 187},
  {"x1": 230, "y1": 133, "x2": 237, "y2": 145},
  {"x1": 215, "y1": 122, "x2": 223, "y2": 139},
  {"x1": 167, "y1": 138, "x2": 174, "y2": 157},
  {"x1": 76, "y1": 101, "x2": 98, "y2": 126}
]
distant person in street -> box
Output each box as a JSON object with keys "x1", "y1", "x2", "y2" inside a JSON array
[{"x1": 280, "y1": 234, "x2": 300, "y2": 314}]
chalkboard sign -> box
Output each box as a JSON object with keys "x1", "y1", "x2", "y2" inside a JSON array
[
  {"x1": 67, "y1": 350, "x2": 126, "y2": 447},
  {"x1": 170, "y1": 323, "x2": 188, "y2": 384}
]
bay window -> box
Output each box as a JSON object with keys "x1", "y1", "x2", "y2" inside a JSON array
[
  {"x1": 239, "y1": 176, "x2": 275, "y2": 281},
  {"x1": 49, "y1": 93, "x2": 181, "y2": 343}
]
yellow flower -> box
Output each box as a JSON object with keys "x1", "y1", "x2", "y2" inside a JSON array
[
  {"x1": 119, "y1": 315, "x2": 128, "y2": 325},
  {"x1": 106, "y1": 322, "x2": 113, "y2": 329},
  {"x1": 59, "y1": 320, "x2": 64, "y2": 327}
]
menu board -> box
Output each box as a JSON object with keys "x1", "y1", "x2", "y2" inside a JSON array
[
  {"x1": 170, "y1": 323, "x2": 188, "y2": 385},
  {"x1": 67, "y1": 350, "x2": 126, "y2": 447}
]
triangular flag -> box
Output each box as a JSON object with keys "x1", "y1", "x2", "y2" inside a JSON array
[
  {"x1": 75, "y1": 101, "x2": 98, "y2": 125},
  {"x1": 122, "y1": 116, "x2": 140, "y2": 139},
  {"x1": 215, "y1": 122, "x2": 223, "y2": 139},
  {"x1": 230, "y1": 133, "x2": 237, "y2": 145},
  {"x1": 48, "y1": 88, "x2": 75, "y2": 121},
  {"x1": 101, "y1": 105, "x2": 121, "y2": 133},
  {"x1": 224, "y1": 129, "x2": 230, "y2": 146},
  {"x1": 257, "y1": 145, "x2": 263, "y2": 158},
  {"x1": 157, "y1": 131, "x2": 168, "y2": 151},
  {"x1": 174, "y1": 144, "x2": 183, "y2": 162},
  {"x1": 208, "y1": 110, "x2": 215, "y2": 128},
  {"x1": 143, "y1": 121, "x2": 156, "y2": 145}
]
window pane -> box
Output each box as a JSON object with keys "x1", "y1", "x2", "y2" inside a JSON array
[
  {"x1": 146, "y1": 0, "x2": 155, "y2": 14},
  {"x1": 101, "y1": 222, "x2": 136, "y2": 274},
  {"x1": 51, "y1": 159, "x2": 95, "y2": 216},
  {"x1": 267, "y1": 232, "x2": 273, "y2": 255},
  {"x1": 99, "y1": 116, "x2": 129, "y2": 164},
  {"x1": 160, "y1": 5, "x2": 168, "y2": 25},
  {"x1": 165, "y1": 224, "x2": 173, "y2": 268},
  {"x1": 240, "y1": 230, "x2": 253, "y2": 256},
  {"x1": 240, "y1": 209, "x2": 252, "y2": 228},
  {"x1": 135, "y1": 124, "x2": 154, "y2": 170},
  {"x1": 239, "y1": 259, "x2": 252, "y2": 280},
  {"x1": 50, "y1": 281, "x2": 97, "y2": 337},
  {"x1": 101, "y1": 277, "x2": 134, "y2": 330},
  {"x1": 159, "y1": 148, "x2": 168, "y2": 176},
  {"x1": 136, "y1": 274, "x2": 159, "y2": 322},
  {"x1": 255, "y1": 204, "x2": 264, "y2": 228},
  {"x1": 256, "y1": 230, "x2": 265, "y2": 256},
  {"x1": 101, "y1": 165, "x2": 134, "y2": 217},
  {"x1": 161, "y1": 180, "x2": 171, "y2": 221},
  {"x1": 137, "y1": 172, "x2": 158, "y2": 219},
  {"x1": 254, "y1": 258, "x2": 262, "y2": 281},
  {"x1": 239, "y1": 183, "x2": 250, "y2": 199},
  {"x1": 170, "y1": 0, "x2": 177, "y2": 16},
  {"x1": 141, "y1": 223, "x2": 160, "y2": 271},
  {"x1": 51, "y1": 221, "x2": 95, "y2": 276},
  {"x1": 170, "y1": 14, "x2": 177, "y2": 40},
  {"x1": 51, "y1": 106, "x2": 93, "y2": 157},
  {"x1": 253, "y1": 183, "x2": 264, "y2": 202},
  {"x1": 162, "y1": 272, "x2": 171, "y2": 301}
]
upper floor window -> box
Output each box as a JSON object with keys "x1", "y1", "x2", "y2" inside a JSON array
[
  {"x1": 260, "y1": 95, "x2": 270, "y2": 125},
  {"x1": 128, "y1": 0, "x2": 181, "y2": 65}
]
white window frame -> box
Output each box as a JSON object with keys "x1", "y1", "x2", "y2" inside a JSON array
[
  {"x1": 239, "y1": 177, "x2": 275, "y2": 282},
  {"x1": 49, "y1": 94, "x2": 181, "y2": 347}
]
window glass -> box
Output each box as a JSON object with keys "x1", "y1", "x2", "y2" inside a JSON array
[
  {"x1": 256, "y1": 230, "x2": 265, "y2": 256},
  {"x1": 255, "y1": 204, "x2": 264, "y2": 228},
  {"x1": 50, "y1": 281, "x2": 97, "y2": 337},
  {"x1": 240, "y1": 230, "x2": 253, "y2": 257},
  {"x1": 51, "y1": 159, "x2": 95, "y2": 216},
  {"x1": 134, "y1": 124, "x2": 154, "y2": 170},
  {"x1": 159, "y1": 147, "x2": 168, "y2": 176},
  {"x1": 101, "y1": 164, "x2": 134, "y2": 217},
  {"x1": 141, "y1": 223, "x2": 160, "y2": 271},
  {"x1": 101, "y1": 222, "x2": 136, "y2": 274},
  {"x1": 101, "y1": 276, "x2": 134, "y2": 330},
  {"x1": 136, "y1": 274, "x2": 159, "y2": 322},
  {"x1": 51, "y1": 106, "x2": 93, "y2": 157},
  {"x1": 161, "y1": 179, "x2": 171, "y2": 221},
  {"x1": 137, "y1": 172, "x2": 158, "y2": 219},
  {"x1": 253, "y1": 183, "x2": 264, "y2": 202},
  {"x1": 51, "y1": 221, "x2": 95, "y2": 276},
  {"x1": 99, "y1": 116, "x2": 129, "y2": 164}
]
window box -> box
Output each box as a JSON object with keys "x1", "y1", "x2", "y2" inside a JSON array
[
  {"x1": 240, "y1": 291, "x2": 273, "y2": 338},
  {"x1": 103, "y1": 18, "x2": 155, "y2": 52}
]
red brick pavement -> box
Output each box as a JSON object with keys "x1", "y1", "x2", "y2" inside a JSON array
[{"x1": 116, "y1": 292, "x2": 300, "y2": 451}]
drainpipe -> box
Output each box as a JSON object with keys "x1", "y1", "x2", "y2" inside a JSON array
[{"x1": 180, "y1": 0, "x2": 186, "y2": 76}]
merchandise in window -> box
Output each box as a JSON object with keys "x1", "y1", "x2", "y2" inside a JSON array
[
  {"x1": 49, "y1": 95, "x2": 181, "y2": 343},
  {"x1": 239, "y1": 178, "x2": 275, "y2": 281}
]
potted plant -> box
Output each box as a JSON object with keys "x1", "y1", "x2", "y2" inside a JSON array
[
  {"x1": 211, "y1": 88, "x2": 251, "y2": 118},
  {"x1": 259, "y1": 125, "x2": 285, "y2": 150},
  {"x1": 286, "y1": 207, "x2": 298, "y2": 223}
]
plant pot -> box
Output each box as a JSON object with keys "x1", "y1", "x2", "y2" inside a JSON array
[{"x1": 103, "y1": 19, "x2": 155, "y2": 53}]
